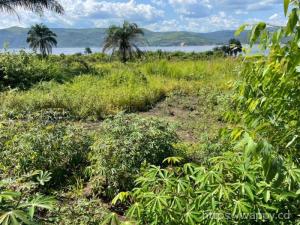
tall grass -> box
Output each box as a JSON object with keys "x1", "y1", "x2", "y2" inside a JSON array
[{"x1": 0, "y1": 59, "x2": 239, "y2": 119}]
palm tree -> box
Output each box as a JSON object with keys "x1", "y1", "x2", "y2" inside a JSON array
[
  {"x1": 27, "y1": 24, "x2": 57, "y2": 57},
  {"x1": 0, "y1": 0, "x2": 64, "y2": 14},
  {"x1": 103, "y1": 21, "x2": 144, "y2": 63}
]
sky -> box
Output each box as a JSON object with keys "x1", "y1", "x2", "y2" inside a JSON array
[{"x1": 0, "y1": 0, "x2": 287, "y2": 32}]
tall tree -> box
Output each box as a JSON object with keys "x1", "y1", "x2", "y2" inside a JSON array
[
  {"x1": 0, "y1": 0, "x2": 64, "y2": 14},
  {"x1": 27, "y1": 24, "x2": 57, "y2": 57},
  {"x1": 103, "y1": 21, "x2": 144, "y2": 63}
]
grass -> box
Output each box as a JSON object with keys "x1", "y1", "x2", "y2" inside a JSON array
[
  {"x1": 0, "y1": 58, "x2": 239, "y2": 120},
  {"x1": 0, "y1": 56, "x2": 241, "y2": 224}
]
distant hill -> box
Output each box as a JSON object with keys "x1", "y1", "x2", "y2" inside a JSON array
[{"x1": 0, "y1": 26, "x2": 249, "y2": 48}]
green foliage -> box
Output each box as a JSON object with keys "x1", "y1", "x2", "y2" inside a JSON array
[
  {"x1": 143, "y1": 50, "x2": 227, "y2": 61},
  {"x1": 0, "y1": 51, "x2": 97, "y2": 90},
  {"x1": 84, "y1": 47, "x2": 93, "y2": 54},
  {"x1": 88, "y1": 113, "x2": 178, "y2": 198},
  {"x1": 233, "y1": 0, "x2": 300, "y2": 159},
  {"x1": 0, "y1": 171, "x2": 56, "y2": 225},
  {"x1": 0, "y1": 121, "x2": 91, "y2": 186},
  {"x1": 27, "y1": 24, "x2": 57, "y2": 57},
  {"x1": 228, "y1": 38, "x2": 242, "y2": 56},
  {"x1": 56, "y1": 197, "x2": 108, "y2": 225},
  {"x1": 103, "y1": 21, "x2": 144, "y2": 63},
  {"x1": 109, "y1": 136, "x2": 300, "y2": 224},
  {"x1": 0, "y1": 59, "x2": 237, "y2": 120},
  {"x1": 102, "y1": 2, "x2": 300, "y2": 224}
]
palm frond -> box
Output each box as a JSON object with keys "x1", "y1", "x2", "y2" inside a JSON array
[
  {"x1": 102, "y1": 21, "x2": 145, "y2": 62},
  {"x1": 0, "y1": 0, "x2": 64, "y2": 14},
  {"x1": 26, "y1": 23, "x2": 57, "y2": 57}
]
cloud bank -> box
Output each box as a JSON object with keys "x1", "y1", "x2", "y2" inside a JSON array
[{"x1": 0, "y1": 0, "x2": 286, "y2": 32}]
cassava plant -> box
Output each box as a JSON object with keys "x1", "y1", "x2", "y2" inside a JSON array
[
  {"x1": 0, "y1": 170, "x2": 56, "y2": 225},
  {"x1": 107, "y1": 135, "x2": 300, "y2": 225},
  {"x1": 103, "y1": 1, "x2": 300, "y2": 224},
  {"x1": 232, "y1": 0, "x2": 300, "y2": 161},
  {"x1": 87, "y1": 113, "x2": 177, "y2": 199}
]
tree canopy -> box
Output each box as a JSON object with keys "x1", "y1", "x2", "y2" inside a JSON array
[
  {"x1": 27, "y1": 24, "x2": 57, "y2": 57},
  {"x1": 103, "y1": 21, "x2": 144, "y2": 63}
]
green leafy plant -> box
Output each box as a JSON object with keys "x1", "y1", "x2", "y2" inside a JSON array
[
  {"x1": 103, "y1": 1, "x2": 300, "y2": 224},
  {"x1": 0, "y1": 121, "x2": 91, "y2": 186},
  {"x1": 108, "y1": 135, "x2": 300, "y2": 225},
  {"x1": 0, "y1": 171, "x2": 56, "y2": 225},
  {"x1": 0, "y1": 0, "x2": 64, "y2": 15},
  {"x1": 55, "y1": 197, "x2": 108, "y2": 225},
  {"x1": 233, "y1": 0, "x2": 300, "y2": 160},
  {"x1": 0, "y1": 51, "x2": 98, "y2": 90},
  {"x1": 88, "y1": 113, "x2": 178, "y2": 198},
  {"x1": 103, "y1": 21, "x2": 144, "y2": 63}
]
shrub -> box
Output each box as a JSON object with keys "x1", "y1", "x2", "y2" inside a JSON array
[
  {"x1": 0, "y1": 51, "x2": 64, "y2": 90},
  {"x1": 0, "y1": 121, "x2": 91, "y2": 186},
  {"x1": 56, "y1": 197, "x2": 108, "y2": 225},
  {"x1": 228, "y1": 1, "x2": 300, "y2": 162},
  {"x1": 0, "y1": 171, "x2": 56, "y2": 225},
  {"x1": 104, "y1": 2, "x2": 300, "y2": 224},
  {"x1": 0, "y1": 51, "x2": 98, "y2": 90},
  {"x1": 110, "y1": 136, "x2": 300, "y2": 225},
  {"x1": 88, "y1": 113, "x2": 178, "y2": 198}
]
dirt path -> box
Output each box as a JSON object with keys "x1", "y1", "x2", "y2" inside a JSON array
[
  {"x1": 79, "y1": 89, "x2": 228, "y2": 144},
  {"x1": 140, "y1": 90, "x2": 227, "y2": 143}
]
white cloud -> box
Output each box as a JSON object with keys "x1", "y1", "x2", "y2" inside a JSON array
[
  {"x1": 183, "y1": 13, "x2": 240, "y2": 32},
  {"x1": 210, "y1": 0, "x2": 282, "y2": 11},
  {"x1": 0, "y1": 0, "x2": 164, "y2": 28},
  {"x1": 151, "y1": 0, "x2": 166, "y2": 7},
  {"x1": 235, "y1": 10, "x2": 248, "y2": 15},
  {"x1": 145, "y1": 19, "x2": 181, "y2": 31},
  {"x1": 145, "y1": 11, "x2": 239, "y2": 32},
  {"x1": 168, "y1": 0, "x2": 212, "y2": 18},
  {"x1": 0, "y1": 0, "x2": 286, "y2": 32}
]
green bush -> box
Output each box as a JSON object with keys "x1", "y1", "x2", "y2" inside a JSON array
[
  {"x1": 0, "y1": 51, "x2": 63, "y2": 90},
  {"x1": 56, "y1": 197, "x2": 108, "y2": 225},
  {"x1": 88, "y1": 113, "x2": 178, "y2": 198},
  {"x1": 0, "y1": 51, "x2": 98, "y2": 90},
  {"x1": 104, "y1": 2, "x2": 300, "y2": 224},
  {"x1": 229, "y1": 1, "x2": 300, "y2": 160},
  {"x1": 110, "y1": 136, "x2": 300, "y2": 225},
  {"x1": 0, "y1": 121, "x2": 91, "y2": 186}
]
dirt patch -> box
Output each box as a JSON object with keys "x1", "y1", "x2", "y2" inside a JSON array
[
  {"x1": 140, "y1": 91, "x2": 227, "y2": 143},
  {"x1": 77, "y1": 90, "x2": 228, "y2": 144}
]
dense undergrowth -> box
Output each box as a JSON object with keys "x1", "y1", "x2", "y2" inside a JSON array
[
  {"x1": 1, "y1": 2, "x2": 299, "y2": 223},
  {"x1": 104, "y1": 1, "x2": 300, "y2": 224},
  {"x1": 0, "y1": 58, "x2": 236, "y2": 120},
  {"x1": 0, "y1": 49, "x2": 237, "y2": 224}
]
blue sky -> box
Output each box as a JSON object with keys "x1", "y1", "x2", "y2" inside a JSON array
[{"x1": 0, "y1": 0, "x2": 287, "y2": 32}]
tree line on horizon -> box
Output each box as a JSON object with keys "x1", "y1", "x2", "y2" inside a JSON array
[
  {"x1": 0, "y1": 0, "x2": 242, "y2": 61},
  {"x1": 6, "y1": 21, "x2": 244, "y2": 61}
]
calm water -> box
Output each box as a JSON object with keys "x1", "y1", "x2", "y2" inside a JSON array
[
  {"x1": 1, "y1": 46, "x2": 219, "y2": 55},
  {"x1": 1, "y1": 45, "x2": 262, "y2": 55}
]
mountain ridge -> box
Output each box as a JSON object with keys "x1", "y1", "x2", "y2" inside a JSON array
[{"x1": 0, "y1": 26, "x2": 248, "y2": 48}]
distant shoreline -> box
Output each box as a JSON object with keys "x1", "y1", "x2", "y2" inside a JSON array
[{"x1": 0, "y1": 45, "x2": 220, "y2": 55}]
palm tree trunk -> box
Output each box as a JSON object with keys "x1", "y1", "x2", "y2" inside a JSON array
[{"x1": 121, "y1": 47, "x2": 126, "y2": 63}]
